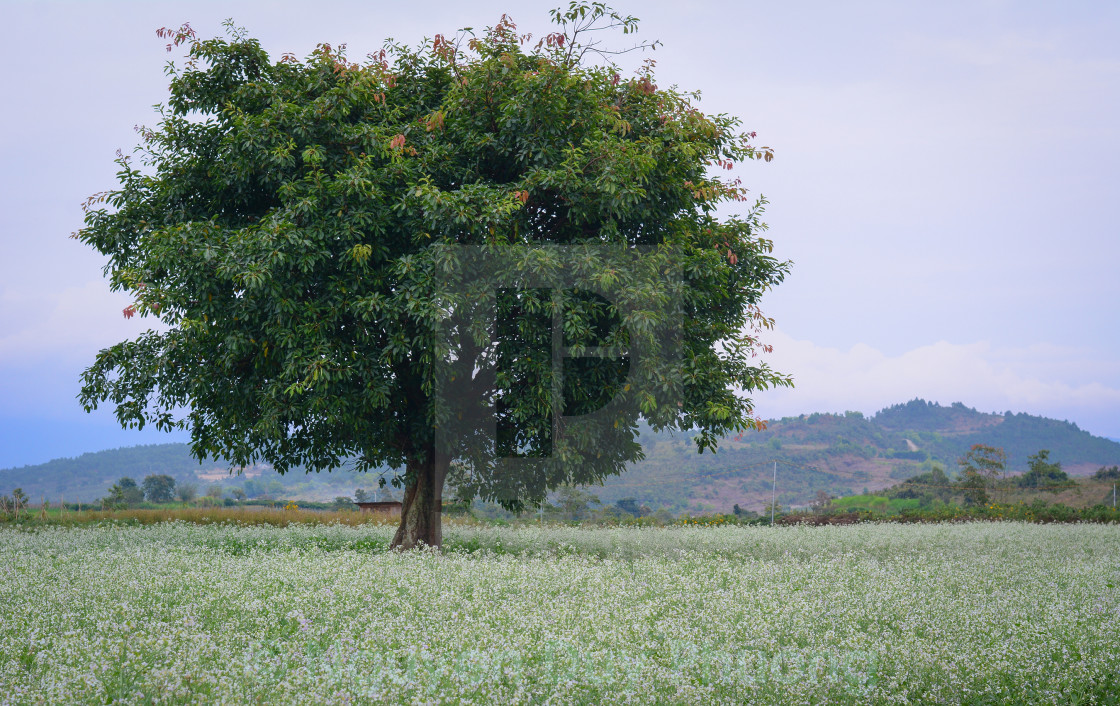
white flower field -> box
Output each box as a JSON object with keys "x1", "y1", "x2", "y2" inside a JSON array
[{"x1": 1, "y1": 521, "x2": 1118, "y2": 704}]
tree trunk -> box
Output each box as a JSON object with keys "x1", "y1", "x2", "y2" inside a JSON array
[{"x1": 390, "y1": 452, "x2": 448, "y2": 550}]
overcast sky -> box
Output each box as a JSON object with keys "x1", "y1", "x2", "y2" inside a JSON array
[{"x1": 1, "y1": 0, "x2": 1117, "y2": 468}]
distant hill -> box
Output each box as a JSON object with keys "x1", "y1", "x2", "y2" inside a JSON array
[
  {"x1": 3, "y1": 400, "x2": 1119, "y2": 512},
  {"x1": 0, "y1": 444, "x2": 393, "y2": 505},
  {"x1": 596, "y1": 400, "x2": 1120, "y2": 514}
]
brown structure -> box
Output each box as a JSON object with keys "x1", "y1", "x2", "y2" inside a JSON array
[{"x1": 355, "y1": 501, "x2": 403, "y2": 518}]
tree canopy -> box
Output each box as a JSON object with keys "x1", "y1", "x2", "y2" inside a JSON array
[
  {"x1": 76, "y1": 5, "x2": 790, "y2": 547},
  {"x1": 141, "y1": 474, "x2": 177, "y2": 504},
  {"x1": 1019, "y1": 450, "x2": 1070, "y2": 490}
]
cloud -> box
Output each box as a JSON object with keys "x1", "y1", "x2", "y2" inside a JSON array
[{"x1": 750, "y1": 330, "x2": 1120, "y2": 437}]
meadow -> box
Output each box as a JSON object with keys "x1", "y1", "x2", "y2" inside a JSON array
[{"x1": 1, "y1": 521, "x2": 1118, "y2": 704}]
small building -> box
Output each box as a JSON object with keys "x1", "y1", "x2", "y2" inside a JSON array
[{"x1": 355, "y1": 501, "x2": 403, "y2": 518}]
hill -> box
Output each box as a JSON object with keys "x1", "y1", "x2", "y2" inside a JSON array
[
  {"x1": 0, "y1": 444, "x2": 392, "y2": 505},
  {"x1": 4, "y1": 400, "x2": 1119, "y2": 512},
  {"x1": 596, "y1": 399, "x2": 1120, "y2": 513}
]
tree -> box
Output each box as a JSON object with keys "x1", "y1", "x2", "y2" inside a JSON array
[
  {"x1": 959, "y1": 444, "x2": 1006, "y2": 481},
  {"x1": 810, "y1": 490, "x2": 832, "y2": 514},
  {"x1": 76, "y1": 5, "x2": 790, "y2": 549},
  {"x1": 957, "y1": 444, "x2": 1006, "y2": 505},
  {"x1": 177, "y1": 482, "x2": 198, "y2": 503},
  {"x1": 957, "y1": 470, "x2": 988, "y2": 506},
  {"x1": 1, "y1": 488, "x2": 30, "y2": 519},
  {"x1": 142, "y1": 474, "x2": 177, "y2": 503},
  {"x1": 104, "y1": 477, "x2": 144, "y2": 508},
  {"x1": 555, "y1": 485, "x2": 601, "y2": 522},
  {"x1": 763, "y1": 500, "x2": 782, "y2": 521},
  {"x1": 1093, "y1": 465, "x2": 1120, "y2": 481},
  {"x1": 614, "y1": 497, "x2": 641, "y2": 517},
  {"x1": 1019, "y1": 450, "x2": 1070, "y2": 490}
]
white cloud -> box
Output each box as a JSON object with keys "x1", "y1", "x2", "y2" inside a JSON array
[{"x1": 750, "y1": 330, "x2": 1120, "y2": 437}]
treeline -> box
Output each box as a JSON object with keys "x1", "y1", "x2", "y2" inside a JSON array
[{"x1": 0, "y1": 444, "x2": 396, "y2": 504}]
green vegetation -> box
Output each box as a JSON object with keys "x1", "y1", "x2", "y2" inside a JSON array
[
  {"x1": 1096, "y1": 465, "x2": 1120, "y2": 480},
  {"x1": 5, "y1": 401, "x2": 1119, "y2": 517},
  {"x1": 1018, "y1": 449, "x2": 1072, "y2": 489},
  {"x1": 596, "y1": 401, "x2": 1120, "y2": 513},
  {"x1": 874, "y1": 399, "x2": 1119, "y2": 469}
]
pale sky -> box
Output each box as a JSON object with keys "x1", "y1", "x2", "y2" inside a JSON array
[{"x1": 1, "y1": 0, "x2": 1117, "y2": 468}]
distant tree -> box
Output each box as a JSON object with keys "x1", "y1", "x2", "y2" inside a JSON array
[
  {"x1": 555, "y1": 485, "x2": 601, "y2": 522},
  {"x1": 197, "y1": 484, "x2": 223, "y2": 507},
  {"x1": 810, "y1": 490, "x2": 832, "y2": 514},
  {"x1": 1093, "y1": 465, "x2": 1120, "y2": 481},
  {"x1": 142, "y1": 474, "x2": 176, "y2": 503},
  {"x1": 959, "y1": 444, "x2": 1006, "y2": 482},
  {"x1": 615, "y1": 497, "x2": 641, "y2": 517},
  {"x1": 1, "y1": 488, "x2": 30, "y2": 519},
  {"x1": 957, "y1": 471, "x2": 988, "y2": 506},
  {"x1": 230, "y1": 487, "x2": 247, "y2": 502},
  {"x1": 958, "y1": 444, "x2": 1006, "y2": 504},
  {"x1": 762, "y1": 500, "x2": 782, "y2": 521},
  {"x1": 732, "y1": 503, "x2": 742, "y2": 516},
  {"x1": 332, "y1": 496, "x2": 355, "y2": 510},
  {"x1": 1019, "y1": 450, "x2": 1070, "y2": 491},
  {"x1": 176, "y1": 482, "x2": 198, "y2": 503},
  {"x1": 590, "y1": 504, "x2": 626, "y2": 522},
  {"x1": 105, "y1": 477, "x2": 144, "y2": 508},
  {"x1": 650, "y1": 507, "x2": 675, "y2": 525},
  {"x1": 354, "y1": 488, "x2": 372, "y2": 503}
]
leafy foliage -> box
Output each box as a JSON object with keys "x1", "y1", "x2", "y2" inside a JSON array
[
  {"x1": 177, "y1": 482, "x2": 198, "y2": 502},
  {"x1": 1018, "y1": 449, "x2": 1072, "y2": 490},
  {"x1": 1094, "y1": 465, "x2": 1120, "y2": 481},
  {"x1": 104, "y1": 476, "x2": 145, "y2": 508},
  {"x1": 957, "y1": 444, "x2": 1006, "y2": 505},
  {"x1": 75, "y1": 7, "x2": 790, "y2": 545},
  {"x1": 142, "y1": 474, "x2": 177, "y2": 503}
]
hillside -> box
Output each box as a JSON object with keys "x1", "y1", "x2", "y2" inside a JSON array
[
  {"x1": 597, "y1": 399, "x2": 1120, "y2": 513},
  {"x1": 0, "y1": 444, "x2": 393, "y2": 505},
  {"x1": 4, "y1": 400, "x2": 1119, "y2": 512}
]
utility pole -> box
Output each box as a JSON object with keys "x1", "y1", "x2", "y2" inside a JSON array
[{"x1": 770, "y1": 461, "x2": 779, "y2": 528}]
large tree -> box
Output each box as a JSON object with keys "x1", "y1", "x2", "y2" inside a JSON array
[{"x1": 77, "y1": 5, "x2": 791, "y2": 548}]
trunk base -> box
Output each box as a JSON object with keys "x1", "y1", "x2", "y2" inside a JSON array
[{"x1": 390, "y1": 454, "x2": 446, "y2": 550}]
